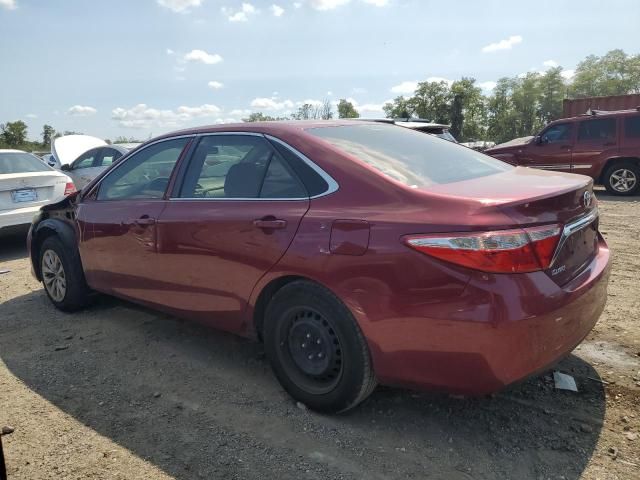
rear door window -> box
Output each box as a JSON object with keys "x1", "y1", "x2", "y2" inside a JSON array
[
  {"x1": 179, "y1": 135, "x2": 307, "y2": 199},
  {"x1": 577, "y1": 118, "x2": 616, "y2": 142},
  {"x1": 73, "y1": 149, "x2": 99, "y2": 169},
  {"x1": 624, "y1": 115, "x2": 640, "y2": 138},
  {"x1": 307, "y1": 124, "x2": 511, "y2": 188}
]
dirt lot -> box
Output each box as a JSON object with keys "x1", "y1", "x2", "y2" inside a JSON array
[{"x1": 1, "y1": 188, "x2": 639, "y2": 480}]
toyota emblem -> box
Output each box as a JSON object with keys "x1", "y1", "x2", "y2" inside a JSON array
[{"x1": 583, "y1": 191, "x2": 592, "y2": 208}]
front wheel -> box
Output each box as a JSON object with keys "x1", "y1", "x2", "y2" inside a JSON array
[
  {"x1": 264, "y1": 280, "x2": 377, "y2": 413},
  {"x1": 603, "y1": 161, "x2": 640, "y2": 196},
  {"x1": 40, "y1": 236, "x2": 91, "y2": 311}
]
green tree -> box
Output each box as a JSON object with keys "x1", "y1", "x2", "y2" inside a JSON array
[
  {"x1": 0, "y1": 121, "x2": 28, "y2": 147},
  {"x1": 242, "y1": 112, "x2": 288, "y2": 122},
  {"x1": 337, "y1": 99, "x2": 359, "y2": 118},
  {"x1": 449, "y1": 77, "x2": 486, "y2": 141},
  {"x1": 411, "y1": 80, "x2": 452, "y2": 123},
  {"x1": 569, "y1": 49, "x2": 640, "y2": 97},
  {"x1": 383, "y1": 96, "x2": 414, "y2": 118},
  {"x1": 538, "y1": 67, "x2": 566, "y2": 123},
  {"x1": 291, "y1": 99, "x2": 333, "y2": 120},
  {"x1": 41, "y1": 124, "x2": 55, "y2": 146}
]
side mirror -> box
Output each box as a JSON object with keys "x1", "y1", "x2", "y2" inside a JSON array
[
  {"x1": 535, "y1": 135, "x2": 546, "y2": 145},
  {"x1": 61, "y1": 164, "x2": 71, "y2": 171}
]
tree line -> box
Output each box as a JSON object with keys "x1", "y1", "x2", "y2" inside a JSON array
[{"x1": 2, "y1": 49, "x2": 638, "y2": 151}]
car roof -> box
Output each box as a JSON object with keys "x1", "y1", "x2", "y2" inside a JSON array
[
  {"x1": 0, "y1": 149, "x2": 27, "y2": 153},
  {"x1": 151, "y1": 120, "x2": 385, "y2": 140},
  {"x1": 553, "y1": 108, "x2": 640, "y2": 124}
]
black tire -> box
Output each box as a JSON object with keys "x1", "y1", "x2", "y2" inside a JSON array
[
  {"x1": 39, "y1": 236, "x2": 91, "y2": 312},
  {"x1": 603, "y1": 161, "x2": 640, "y2": 196},
  {"x1": 263, "y1": 280, "x2": 377, "y2": 413}
]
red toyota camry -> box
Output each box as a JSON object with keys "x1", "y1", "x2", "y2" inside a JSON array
[{"x1": 28, "y1": 121, "x2": 610, "y2": 412}]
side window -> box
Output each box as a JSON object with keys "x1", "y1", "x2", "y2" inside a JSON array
[
  {"x1": 180, "y1": 135, "x2": 278, "y2": 198},
  {"x1": 541, "y1": 124, "x2": 572, "y2": 144},
  {"x1": 260, "y1": 155, "x2": 307, "y2": 198},
  {"x1": 271, "y1": 141, "x2": 329, "y2": 197},
  {"x1": 624, "y1": 116, "x2": 640, "y2": 138},
  {"x1": 99, "y1": 148, "x2": 120, "y2": 167},
  {"x1": 97, "y1": 138, "x2": 189, "y2": 200},
  {"x1": 577, "y1": 118, "x2": 616, "y2": 142},
  {"x1": 73, "y1": 149, "x2": 98, "y2": 169}
]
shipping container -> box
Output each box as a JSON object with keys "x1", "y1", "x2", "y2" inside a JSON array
[{"x1": 562, "y1": 94, "x2": 640, "y2": 118}]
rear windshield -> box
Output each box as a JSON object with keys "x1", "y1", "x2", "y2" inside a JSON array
[
  {"x1": 307, "y1": 124, "x2": 510, "y2": 188},
  {"x1": 0, "y1": 152, "x2": 52, "y2": 174}
]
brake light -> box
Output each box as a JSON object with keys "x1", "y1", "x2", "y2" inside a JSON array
[
  {"x1": 404, "y1": 224, "x2": 562, "y2": 273},
  {"x1": 63, "y1": 182, "x2": 76, "y2": 196}
]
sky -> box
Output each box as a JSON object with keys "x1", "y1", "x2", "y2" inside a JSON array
[{"x1": 0, "y1": 0, "x2": 638, "y2": 141}]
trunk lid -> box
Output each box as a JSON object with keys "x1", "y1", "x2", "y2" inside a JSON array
[
  {"x1": 0, "y1": 172, "x2": 68, "y2": 212},
  {"x1": 425, "y1": 167, "x2": 598, "y2": 285}
]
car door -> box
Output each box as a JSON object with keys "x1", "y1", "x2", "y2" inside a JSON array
[
  {"x1": 155, "y1": 134, "x2": 310, "y2": 333},
  {"x1": 76, "y1": 137, "x2": 192, "y2": 302},
  {"x1": 66, "y1": 148, "x2": 101, "y2": 188},
  {"x1": 571, "y1": 117, "x2": 618, "y2": 177},
  {"x1": 520, "y1": 122, "x2": 574, "y2": 173}
]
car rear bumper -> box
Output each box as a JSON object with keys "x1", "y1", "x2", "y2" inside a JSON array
[
  {"x1": 0, "y1": 205, "x2": 41, "y2": 230},
  {"x1": 365, "y1": 235, "x2": 611, "y2": 395}
]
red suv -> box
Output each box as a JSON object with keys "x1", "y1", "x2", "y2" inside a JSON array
[{"x1": 485, "y1": 108, "x2": 640, "y2": 195}]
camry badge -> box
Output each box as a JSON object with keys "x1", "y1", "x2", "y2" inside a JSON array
[{"x1": 583, "y1": 191, "x2": 592, "y2": 208}]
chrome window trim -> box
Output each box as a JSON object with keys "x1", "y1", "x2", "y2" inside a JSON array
[
  {"x1": 169, "y1": 132, "x2": 339, "y2": 202},
  {"x1": 86, "y1": 134, "x2": 196, "y2": 200},
  {"x1": 550, "y1": 207, "x2": 599, "y2": 267}
]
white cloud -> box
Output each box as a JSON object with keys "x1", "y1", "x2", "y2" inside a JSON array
[
  {"x1": 296, "y1": 99, "x2": 324, "y2": 107},
  {"x1": 390, "y1": 81, "x2": 417, "y2": 94},
  {"x1": 25, "y1": 113, "x2": 38, "y2": 119},
  {"x1": 112, "y1": 103, "x2": 222, "y2": 129},
  {"x1": 184, "y1": 49, "x2": 223, "y2": 64},
  {"x1": 250, "y1": 97, "x2": 295, "y2": 110},
  {"x1": 543, "y1": 59, "x2": 559, "y2": 68},
  {"x1": 166, "y1": 48, "x2": 175, "y2": 55},
  {"x1": 157, "y1": 0, "x2": 201, "y2": 13},
  {"x1": 229, "y1": 108, "x2": 252, "y2": 117},
  {"x1": 67, "y1": 105, "x2": 97, "y2": 116},
  {"x1": 561, "y1": 69, "x2": 576, "y2": 80},
  {"x1": 0, "y1": 0, "x2": 16, "y2": 10},
  {"x1": 310, "y1": 0, "x2": 350, "y2": 10},
  {"x1": 208, "y1": 81, "x2": 224, "y2": 89},
  {"x1": 481, "y1": 35, "x2": 522, "y2": 53},
  {"x1": 270, "y1": 4, "x2": 284, "y2": 16},
  {"x1": 357, "y1": 102, "x2": 389, "y2": 115},
  {"x1": 361, "y1": 0, "x2": 389, "y2": 5},
  {"x1": 223, "y1": 3, "x2": 258, "y2": 22},
  {"x1": 478, "y1": 81, "x2": 497, "y2": 91},
  {"x1": 293, "y1": 1, "x2": 302, "y2": 7},
  {"x1": 426, "y1": 76, "x2": 453, "y2": 86}
]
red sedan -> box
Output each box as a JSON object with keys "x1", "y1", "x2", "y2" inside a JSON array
[{"x1": 28, "y1": 121, "x2": 610, "y2": 412}]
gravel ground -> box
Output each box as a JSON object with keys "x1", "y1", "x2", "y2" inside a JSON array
[{"x1": 1, "y1": 187, "x2": 639, "y2": 479}]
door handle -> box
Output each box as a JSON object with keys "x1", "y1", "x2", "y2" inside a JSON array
[
  {"x1": 253, "y1": 218, "x2": 287, "y2": 229},
  {"x1": 134, "y1": 215, "x2": 156, "y2": 226}
]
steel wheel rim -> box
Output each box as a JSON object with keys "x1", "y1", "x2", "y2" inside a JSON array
[
  {"x1": 278, "y1": 307, "x2": 343, "y2": 395},
  {"x1": 610, "y1": 168, "x2": 637, "y2": 193},
  {"x1": 42, "y1": 249, "x2": 66, "y2": 302}
]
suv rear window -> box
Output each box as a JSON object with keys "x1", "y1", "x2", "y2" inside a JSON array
[
  {"x1": 577, "y1": 118, "x2": 616, "y2": 142},
  {"x1": 307, "y1": 124, "x2": 511, "y2": 188},
  {"x1": 624, "y1": 115, "x2": 640, "y2": 138}
]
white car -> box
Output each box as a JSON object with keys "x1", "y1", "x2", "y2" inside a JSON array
[
  {"x1": 51, "y1": 135, "x2": 139, "y2": 189},
  {"x1": 0, "y1": 149, "x2": 75, "y2": 232}
]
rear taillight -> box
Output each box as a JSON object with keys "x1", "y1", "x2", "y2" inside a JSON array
[
  {"x1": 404, "y1": 224, "x2": 562, "y2": 273},
  {"x1": 63, "y1": 182, "x2": 76, "y2": 196}
]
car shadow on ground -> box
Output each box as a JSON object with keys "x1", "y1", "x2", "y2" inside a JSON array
[
  {"x1": 594, "y1": 187, "x2": 640, "y2": 203},
  {"x1": 0, "y1": 291, "x2": 606, "y2": 480},
  {"x1": 0, "y1": 229, "x2": 29, "y2": 262}
]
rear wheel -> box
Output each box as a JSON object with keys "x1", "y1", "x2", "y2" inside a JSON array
[
  {"x1": 40, "y1": 236, "x2": 91, "y2": 311},
  {"x1": 603, "y1": 161, "x2": 639, "y2": 196},
  {"x1": 264, "y1": 280, "x2": 377, "y2": 413}
]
